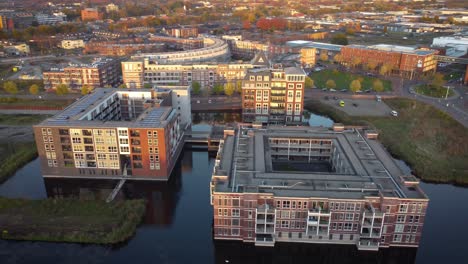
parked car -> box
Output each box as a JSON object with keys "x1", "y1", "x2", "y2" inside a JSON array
[
  {"x1": 340, "y1": 89, "x2": 347, "y2": 92},
  {"x1": 376, "y1": 95, "x2": 382, "y2": 102},
  {"x1": 364, "y1": 89, "x2": 371, "y2": 93},
  {"x1": 322, "y1": 88, "x2": 327, "y2": 91},
  {"x1": 329, "y1": 89, "x2": 337, "y2": 92},
  {"x1": 391, "y1": 110, "x2": 398, "y2": 117}
]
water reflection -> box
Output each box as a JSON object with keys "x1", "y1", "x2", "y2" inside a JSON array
[
  {"x1": 192, "y1": 111, "x2": 242, "y2": 125},
  {"x1": 215, "y1": 241, "x2": 417, "y2": 264}
]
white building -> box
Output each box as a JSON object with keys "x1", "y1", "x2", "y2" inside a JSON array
[
  {"x1": 60, "y1": 39, "x2": 85, "y2": 50},
  {"x1": 106, "y1": 3, "x2": 119, "y2": 13},
  {"x1": 432, "y1": 36, "x2": 468, "y2": 57},
  {"x1": 35, "y1": 12, "x2": 66, "y2": 25},
  {"x1": 157, "y1": 85, "x2": 192, "y2": 128}
]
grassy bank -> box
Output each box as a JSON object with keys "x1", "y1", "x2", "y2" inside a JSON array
[
  {"x1": 310, "y1": 69, "x2": 392, "y2": 91},
  {"x1": 0, "y1": 114, "x2": 50, "y2": 125},
  {"x1": 0, "y1": 97, "x2": 72, "y2": 108},
  {"x1": 0, "y1": 143, "x2": 38, "y2": 183},
  {"x1": 0, "y1": 197, "x2": 146, "y2": 244},
  {"x1": 414, "y1": 84, "x2": 454, "y2": 98},
  {"x1": 305, "y1": 98, "x2": 468, "y2": 184}
]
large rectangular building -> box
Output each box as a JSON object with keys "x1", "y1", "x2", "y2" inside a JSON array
[
  {"x1": 340, "y1": 44, "x2": 438, "y2": 78},
  {"x1": 210, "y1": 125, "x2": 429, "y2": 250},
  {"x1": 33, "y1": 88, "x2": 185, "y2": 181},
  {"x1": 43, "y1": 58, "x2": 121, "y2": 91},
  {"x1": 241, "y1": 55, "x2": 306, "y2": 125}
]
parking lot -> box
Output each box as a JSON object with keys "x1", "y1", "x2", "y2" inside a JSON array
[{"x1": 320, "y1": 97, "x2": 393, "y2": 116}]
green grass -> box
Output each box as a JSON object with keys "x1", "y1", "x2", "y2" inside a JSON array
[
  {"x1": 305, "y1": 98, "x2": 468, "y2": 184},
  {"x1": 0, "y1": 97, "x2": 72, "y2": 108},
  {"x1": 0, "y1": 197, "x2": 146, "y2": 244},
  {"x1": 414, "y1": 84, "x2": 454, "y2": 98},
  {"x1": 0, "y1": 114, "x2": 50, "y2": 125},
  {"x1": 0, "y1": 143, "x2": 38, "y2": 183},
  {"x1": 310, "y1": 69, "x2": 392, "y2": 91}
]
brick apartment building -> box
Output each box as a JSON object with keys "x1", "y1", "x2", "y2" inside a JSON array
[
  {"x1": 168, "y1": 26, "x2": 199, "y2": 38},
  {"x1": 340, "y1": 44, "x2": 438, "y2": 78},
  {"x1": 81, "y1": 8, "x2": 103, "y2": 21},
  {"x1": 241, "y1": 53, "x2": 306, "y2": 125},
  {"x1": 43, "y1": 58, "x2": 121, "y2": 91},
  {"x1": 210, "y1": 125, "x2": 429, "y2": 250},
  {"x1": 33, "y1": 88, "x2": 185, "y2": 181},
  {"x1": 84, "y1": 40, "x2": 166, "y2": 56}
]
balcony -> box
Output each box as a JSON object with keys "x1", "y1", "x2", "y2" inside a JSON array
[
  {"x1": 357, "y1": 240, "x2": 380, "y2": 251},
  {"x1": 255, "y1": 234, "x2": 275, "y2": 247}
]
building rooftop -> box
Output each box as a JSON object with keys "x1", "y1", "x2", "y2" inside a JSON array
[
  {"x1": 212, "y1": 126, "x2": 427, "y2": 201},
  {"x1": 347, "y1": 44, "x2": 437, "y2": 56},
  {"x1": 37, "y1": 88, "x2": 175, "y2": 129},
  {"x1": 286, "y1": 41, "x2": 343, "y2": 52}
]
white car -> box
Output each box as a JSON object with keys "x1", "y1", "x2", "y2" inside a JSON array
[{"x1": 391, "y1": 110, "x2": 398, "y2": 117}]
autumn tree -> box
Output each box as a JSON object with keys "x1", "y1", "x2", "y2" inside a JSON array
[
  {"x1": 235, "y1": 80, "x2": 243, "y2": 94},
  {"x1": 333, "y1": 54, "x2": 343, "y2": 64},
  {"x1": 242, "y1": 21, "x2": 251, "y2": 30},
  {"x1": 192, "y1": 81, "x2": 201, "y2": 95},
  {"x1": 29, "y1": 84, "x2": 40, "y2": 95},
  {"x1": 224, "y1": 82, "x2": 235, "y2": 97},
  {"x1": 3, "y1": 81, "x2": 18, "y2": 95},
  {"x1": 372, "y1": 79, "x2": 384, "y2": 92},
  {"x1": 432, "y1": 72, "x2": 446, "y2": 87},
  {"x1": 350, "y1": 79, "x2": 361, "y2": 92},
  {"x1": 81, "y1": 85, "x2": 90, "y2": 95},
  {"x1": 367, "y1": 61, "x2": 378, "y2": 71},
  {"x1": 326, "y1": 79, "x2": 336, "y2": 90},
  {"x1": 379, "y1": 65, "x2": 389, "y2": 76},
  {"x1": 55, "y1": 84, "x2": 69, "y2": 95},
  {"x1": 320, "y1": 51, "x2": 329, "y2": 62},
  {"x1": 305, "y1": 77, "x2": 314, "y2": 89},
  {"x1": 331, "y1": 33, "x2": 348, "y2": 45},
  {"x1": 212, "y1": 84, "x2": 224, "y2": 95}
]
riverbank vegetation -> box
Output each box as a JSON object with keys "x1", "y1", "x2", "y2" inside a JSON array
[
  {"x1": 305, "y1": 98, "x2": 468, "y2": 184},
  {"x1": 0, "y1": 114, "x2": 50, "y2": 125},
  {"x1": 0, "y1": 97, "x2": 72, "y2": 108},
  {"x1": 0, "y1": 143, "x2": 38, "y2": 183},
  {"x1": 0, "y1": 198, "x2": 146, "y2": 244}
]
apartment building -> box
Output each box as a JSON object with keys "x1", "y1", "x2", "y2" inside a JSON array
[
  {"x1": 340, "y1": 44, "x2": 438, "y2": 78},
  {"x1": 122, "y1": 58, "x2": 252, "y2": 89},
  {"x1": 81, "y1": 8, "x2": 103, "y2": 21},
  {"x1": 33, "y1": 88, "x2": 185, "y2": 181},
  {"x1": 210, "y1": 125, "x2": 429, "y2": 251},
  {"x1": 168, "y1": 27, "x2": 199, "y2": 38},
  {"x1": 242, "y1": 53, "x2": 306, "y2": 125},
  {"x1": 300, "y1": 48, "x2": 317, "y2": 67},
  {"x1": 43, "y1": 58, "x2": 121, "y2": 91}
]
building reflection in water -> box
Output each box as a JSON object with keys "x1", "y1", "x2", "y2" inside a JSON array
[
  {"x1": 44, "y1": 156, "x2": 184, "y2": 226},
  {"x1": 214, "y1": 241, "x2": 417, "y2": 264}
]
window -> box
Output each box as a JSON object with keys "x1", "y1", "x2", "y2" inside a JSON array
[
  {"x1": 344, "y1": 223, "x2": 352, "y2": 231},
  {"x1": 281, "y1": 221, "x2": 289, "y2": 228},
  {"x1": 232, "y1": 219, "x2": 240, "y2": 226},
  {"x1": 397, "y1": 215, "x2": 406, "y2": 223},
  {"x1": 395, "y1": 224, "x2": 404, "y2": 233},
  {"x1": 232, "y1": 229, "x2": 240, "y2": 236},
  {"x1": 393, "y1": 234, "x2": 402, "y2": 242},
  {"x1": 72, "y1": 137, "x2": 81, "y2": 144},
  {"x1": 345, "y1": 213, "x2": 353, "y2": 221},
  {"x1": 232, "y1": 209, "x2": 240, "y2": 217},
  {"x1": 108, "y1": 146, "x2": 118, "y2": 153},
  {"x1": 118, "y1": 130, "x2": 128, "y2": 137},
  {"x1": 399, "y1": 204, "x2": 408, "y2": 213},
  {"x1": 119, "y1": 138, "x2": 129, "y2": 144},
  {"x1": 73, "y1": 145, "x2": 84, "y2": 152}
]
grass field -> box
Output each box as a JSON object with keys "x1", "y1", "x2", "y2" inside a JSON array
[
  {"x1": 0, "y1": 97, "x2": 72, "y2": 108},
  {"x1": 305, "y1": 98, "x2": 468, "y2": 184},
  {"x1": 0, "y1": 114, "x2": 50, "y2": 125},
  {"x1": 0, "y1": 197, "x2": 146, "y2": 244},
  {"x1": 310, "y1": 69, "x2": 392, "y2": 91},
  {"x1": 414, "y1": 84, "x2": 455, "y2": 98}
]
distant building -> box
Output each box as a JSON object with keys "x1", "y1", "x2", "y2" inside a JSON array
[
  {"x1": 168, "y1": 26, "x2": 199, "y2": 38},
  {"x1": 432, "y1": 36, "x2": 468, "y2": 57},
  {"x1": 300, "y1": 48, "x2": 317, "y2": 67},
  {"x1": 33, "y1": 88, "x2": 185, "y2": 181},
  {"x1": 241, "y1": 53, "x2": 306, "y2": 125},
  {"x1": 35, "y1": 12, "x2": 66, "y2": 25},
  {"x1": 0, "y1": 15, "x2": 15, "y2": 31},
  {"x1": 340, "y1": 44, "x2": 438, "y2": 78},
  {"x1": 60, "y1": 39, "x2": 85, "y2": 50},
  {"x1": 43, "y1": 58, "x2": 121, "y2": 91},
  {"x1": 105, "y1": 3, "x2": 119, "y2": 13},
  {"x1": 81, "y1": 8, "x2": 103, "y2": 21}
]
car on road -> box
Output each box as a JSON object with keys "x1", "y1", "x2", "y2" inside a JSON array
[
  {"x1": 364, "y1": 89, "x2": 371, "y2": 93},
  {"x1": 330, "y1": 89, "x2": 337, "y2": 92},
  {"x1": 208, "y1": 99, "x2": 212, "y2": 103},
  {"x1": 376, "y1": 95, "x2": 382, "y2": 102},
  {"x1": 339, "y1": 100, "x2": 345, "y2": 107},
  {"x1": 390, "y1": 110, "x2": 398, "y2": 117},
  {"x1": 355, "y1": 90, "x2": 363, "y2": 93},
  {"x1": 322, "y1": 88, "x2": 327, "y2": 91},
  {"x1": 340, "y1": 89, "x2": 347, "y2": 92},
  {"x1": 196, "y1": 100, "x2": 200, "y2": 104}
]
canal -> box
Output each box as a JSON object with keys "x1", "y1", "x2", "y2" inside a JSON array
[{"x1": 0, "y1": 113, "x2": 466, "y2": 263}]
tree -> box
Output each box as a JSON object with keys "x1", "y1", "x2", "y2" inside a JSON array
[
  {"x1": 144, "y1": 83, "x2": 152, "y2": 89},
  {"x1": 350, "y1": 79, "x2": 361, "y2": 93},
  {"x1": 326, "y1": 79, "x2": 336, "y2": 90},
  {"x1": 55, "y1": 84, "x2": 69, "y2": 95},
  {"x1": 333, "y1": 54, "x2": 343, "y2": 64},
  {"x1": 367, "y1": 61, "x2": 378, "y2": 71},
  {"x1": 212, "y1": 84, "x2": 224, "y2": 95},
  {"x1": 242, "y1": 20, "x2": 251, "y2": 30},
  {"x1": 379, "y1": 65, "x2": 389, "y2": 76},
  {"x1": 81, "y1": 85, "x2": 90, "y2": 95},
  {"x1": 118, "y1": 84, "x2": 127, "y2": 89},
  {"x1": 3, "y1": 81, "x2": 18, "y2": 95},
  {"x1": 331, "y1": 33, "x2": 348, "y2": 45},
  {"x1": 29, "y1": 84, "x2": 39, "y2": 95},
  {"x1": 192, "y1": 81, "x2": 201, "y2": 95},
  {"x1": 320, "y1": 51, "x2": 328, "y2": 62},
  {"x1": 305, "y1": 77, "x2": 314, "y2": 89},
  {"x1": 372, "y1": 79, "x2": 384, "y2": 92},
  {"x1": 235, "y1": 80, "x2": 243, "y2": 94},
  {"x1": 224, "y1": 82, "x2": 235, "y2": 97},
  {"x1": 432, "y1": 72, "x2": 446, "y2": 87},
  {"x1": 351, "y1": 57, "x2": 362, "y2": 68}
]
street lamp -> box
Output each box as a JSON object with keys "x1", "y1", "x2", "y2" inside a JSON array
[{"x1": 445, "y1": 86, "x2": 451, "y2": 100}]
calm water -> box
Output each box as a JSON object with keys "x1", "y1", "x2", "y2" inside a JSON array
[{"x1": 0, "y1": 152, "x2": 467, "y2": 263}]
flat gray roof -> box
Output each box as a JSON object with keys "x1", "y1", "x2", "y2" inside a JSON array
[{"x1": 212, "y1": 126, "x2": 427, "y2": 200}]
